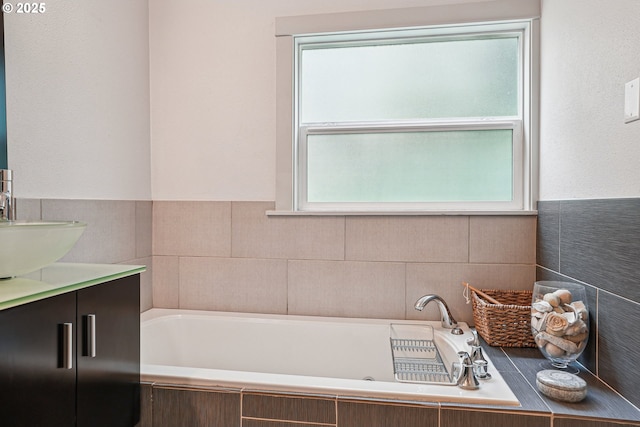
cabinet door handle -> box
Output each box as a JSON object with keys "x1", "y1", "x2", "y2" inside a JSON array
[
  {"x1": 84, "y1": 314, "x2": 97, "y2": 358},
  {"x1": 62, "y1": 322, "x2": 73, "y2": 369}
]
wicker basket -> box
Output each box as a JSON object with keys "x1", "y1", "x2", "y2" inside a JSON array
[{"x1": 471, "y1": 289, "x2": 536, "y2": 347}]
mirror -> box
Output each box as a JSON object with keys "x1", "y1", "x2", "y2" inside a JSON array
[{"x1": 0, "y1": 11, "x2": 7, "y2": 169}]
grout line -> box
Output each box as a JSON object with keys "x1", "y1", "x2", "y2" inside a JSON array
[
  {"x1": 286, "y1": 259, "x2": 290, "y2": 315},
  {"x1": 240, "y1": 391, "x2": 244, "y2": 427},
  {"x1": 499, "y1": 347, "x2": 554, "y2": 415},
  {"x1": 467, "y1": 216, "x2": 471, "y2": 263},
  {"x1": 241, "y1": 416, "x2": 335, "y2": 426},
  {"x1": 557, "y1": 202, "x2": 562, "y2": 272},
  {"x1": 176, "y1": 256, "x2": 181, "y2": 309},
  {"x1": 229, "y1": 201, "x2": 234, "y2": 258},
  {"x1": 595, "y1": 288, "x2": 599, "y2": 378},
  {"x1": 343, "y1": 216, "x2": 347, "y2": 261},
  {"x1": 404, "y1": 262, "x2": 408, "y2": 319}
]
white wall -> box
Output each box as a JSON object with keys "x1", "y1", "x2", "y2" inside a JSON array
[
  {"x1": 149, "y1": 0, "x2": 489, "y2": 201},
  {"x1": 539, "y1": 0, "x2": 640, "y2": 201},
  {"x1": 4, "y1": 0, "x2": 151, "y2": 200},
  {"x1": 7, "y1": 0, "x2": 634, "y2": 203}
]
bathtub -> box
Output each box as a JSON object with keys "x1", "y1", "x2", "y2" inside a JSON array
[{"x1": 140, "y1": 309, "x2": 520, "y2": 406}]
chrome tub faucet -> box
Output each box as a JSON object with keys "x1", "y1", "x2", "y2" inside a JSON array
[
  {"x1": 456, "y1": 351, "x2": 480, "y2": 390},
  {"x1": 414, "y1": 294, "x2": 463, "y2": 335},
  {"x1": 0, "y1": 169, "x2": 15, "y2": 221}
]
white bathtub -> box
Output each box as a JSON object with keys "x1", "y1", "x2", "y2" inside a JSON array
[{"x1": 140, "y1": 309, "x2": 520, "y2": 406}]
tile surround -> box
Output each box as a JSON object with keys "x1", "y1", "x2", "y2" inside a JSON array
[
  {"x1": 469, "y1": 216, "x2": 537, "y2": 264},
  {"x1": 345, "y1": 215, "x2": 469, "y2": 262},
  {"x1": 136, "y1": 201, "x2": 153, "y2": 259},
  {"x1": 597, "y1": 291, "x2": 640, "y2": 404},
  {"x1": 554, "y1": 419, "x2": 640, "y2": 427},
  {"x1": 132, "y1": 255, "x2": 153, "y2": 312},
  {"x1": 151, "y1": 200, "x2": 537, "y2": 320},
  {"x1": 535, "y1": 201, "x2": 559, "y2": 271},
  {"x1": 14, "y1": 198, "x2": 41, "y2": 220},
  {"x1": 440, "y1": 409, "x2": 550, "y2": 427},
  {"x1": 502, "y1": 346, "x2": 640, "y2": 423},
  {"x1": 152, "y1": 387, "x2": 240, "y2": 427},
  {"x1": 139, "y1": 380, "x2": 640, "y2": 427},
  {"x1": 231, "y1": 201, "x2": 345, "y2": 260},
  {"x1": 137, "y1": 384, "x2": 152, "y2": 427},
  {"x1": 179, "y1": 256, "x2": 288, "y2": 313},
  {"x1": 242, "y1": 393, "x2": 336, "y2": 425},
  {"x1": 14, "y1": 198, "x2": 538, "y2": 329},
  {"x1": 18, "y1": 197, "x2": 640, "y2": 422},
  {"x1": 153, "y1": 201, "x2": 231, "y2": 257},
  {"x1": 559, "y1": 199, "x2": 640, "y2": 302},
  {"x1": 337, "y1": 400, "x2": 438, "y2": 427},
  {"x1": 287, "y1": 260, "x2": 406, "y2": 318},
  {"x1": 537, "y1": 198, "x2": 640, "y2": 409},
  {"x1": 151, "y1": 255, "x2": 180, "y2": 308},
  {"x1": 242, "y1": 421, "x2": 324, "y2": 427}
]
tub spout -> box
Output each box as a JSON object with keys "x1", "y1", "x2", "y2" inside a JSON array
[{"x1": 414, "y1": 294, "x2": 463, "y2": 335}]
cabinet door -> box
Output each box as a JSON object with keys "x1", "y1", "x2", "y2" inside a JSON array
[
  {"x1": 76, "y1": 275, "x2": 140, "y2": 427},
  {"x1": 0, "y1": 292, "x2": 77, "y2": 427}
]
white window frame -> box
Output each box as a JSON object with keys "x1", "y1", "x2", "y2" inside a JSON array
[{"x1": 274, "y1": 2, "x2": 540, "y2": 215}]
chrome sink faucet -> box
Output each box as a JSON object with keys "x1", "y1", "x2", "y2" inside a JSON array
[
  {"x1": 1, "y1": 169, "x2": 16, "y2": 221},
  {"x1": 414, "y1": 294, "x2": 463, "y2": 335}
]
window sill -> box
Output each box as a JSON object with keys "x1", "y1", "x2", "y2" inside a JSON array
[{"x1": 266, "y1": 210, "x2": 538, "y2": 217}]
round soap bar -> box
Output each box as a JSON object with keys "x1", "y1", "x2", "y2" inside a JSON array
[{"x1": 536, "y1": 370, "x2": 587, "y2": 402}]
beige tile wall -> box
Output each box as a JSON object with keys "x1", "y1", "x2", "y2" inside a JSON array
[
  {"x1": 16, "y1": 198, "x2": 535, "y2": 321},
  {"x1": 152, "y1": 201, "x2": 537, "y2": 324}
]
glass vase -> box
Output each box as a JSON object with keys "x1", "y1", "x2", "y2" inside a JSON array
[{"x1": 531, "y1": 281, "x2": 589, "y2": 372}]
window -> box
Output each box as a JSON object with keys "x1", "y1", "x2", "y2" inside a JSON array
[{"x1": 276, "y1": 7, "x2": 539, "y2": 214}]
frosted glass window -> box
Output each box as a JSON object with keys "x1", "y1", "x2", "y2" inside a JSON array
[
  {"x1": 300, "y1": 37, "x2": 519, "y2": 123},
  {"x1": 306, "y1": 130, "x2": 513, "y2": 203},
  {"x1": 291, "y1": 21, "x2": 534, "y2": 212}
]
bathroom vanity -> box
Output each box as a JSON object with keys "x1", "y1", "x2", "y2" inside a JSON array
[{"x1": 0, "y1": 263, "x2": 144, "y2": 427}]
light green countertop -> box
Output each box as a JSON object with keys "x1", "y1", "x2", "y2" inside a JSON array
[{"x1": 0, "y1": 262, "x2": 146, "y2": 311}]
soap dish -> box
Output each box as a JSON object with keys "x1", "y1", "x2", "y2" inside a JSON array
[{"x1": 536, "y1": 369, "x2": 587, "y2": 402}]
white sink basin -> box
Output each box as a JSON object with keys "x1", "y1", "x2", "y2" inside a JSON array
[{"x1": 0, "y1": 221, "x2": 87, "y2": 279}]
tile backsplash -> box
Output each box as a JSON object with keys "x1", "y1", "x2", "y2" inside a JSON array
[
  {"x1": 537, "y1": 199, "x2": 640, "y2": 409},
  {"x1": 17, "y1": 198, "x2": 153, "y2": 312}
]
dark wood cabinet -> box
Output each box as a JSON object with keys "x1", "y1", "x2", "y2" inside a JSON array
[
  {"x1": 0, "y1": 274, "x2": 140, "y2": 427},
  {"x1": 76, "y1": 274, "x2": 140, "y2": 427},
  {"x1": 0, "y1": 291, "x2": 77, "y2": 426}
]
